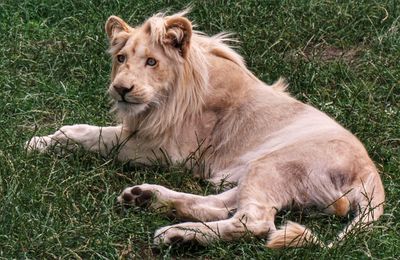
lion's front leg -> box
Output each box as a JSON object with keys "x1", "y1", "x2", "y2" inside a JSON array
[{"x1": 26, "y1": 124, "x2": 131, "y2": 157}]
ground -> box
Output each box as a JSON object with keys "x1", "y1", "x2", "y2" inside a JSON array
[{"x1": 0, "y1": 0, "x2": 399, "y2": 258}]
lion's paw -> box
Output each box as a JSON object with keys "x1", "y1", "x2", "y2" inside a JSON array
[
  {"x1": 153, "y1": 225, "x2": 192, "y2": 245},
  {"x1": 25, "y1": 136, "x2": 54, "y2": 153},
  {"x1": 117, "y1": 185, "x2": 155, "y2": 208},
  {"x1": 25, "y1": 124, "x2": 101, "y2": 153}
]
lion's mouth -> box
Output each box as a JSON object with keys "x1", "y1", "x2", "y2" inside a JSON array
[
  {"x1": 117, "y1": 100, "x2": 142, "y2": 105},
  {"x1": 116, "y1": 100, "x2": 148, "y2": 115}
]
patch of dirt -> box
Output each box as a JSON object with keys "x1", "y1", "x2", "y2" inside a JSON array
[
  {"x1": 289, "y1": 43, "x2": 362, "y2": 64},
  {"x1": 307, "y1": 45, "x2": 360, "y2": 62}
]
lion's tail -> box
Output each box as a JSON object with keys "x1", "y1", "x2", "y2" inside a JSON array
[
  {"x1": 266, "y1": 176, "x2": 384, "y2": 249},
  {"x1": 266, "y1": 210, "x2": 382, "y2": 249},
  {"x1": 266, "y1": 221, "x2": 325, "y2": 248}
]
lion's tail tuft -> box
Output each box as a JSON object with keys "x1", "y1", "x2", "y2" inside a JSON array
[{"x1": 266, "y1": 221, "x2": 325, "y2": 249}]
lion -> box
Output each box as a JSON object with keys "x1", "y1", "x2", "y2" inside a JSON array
[{"x1": 26, "y1": 11, "x2": 385, "y2": 248}]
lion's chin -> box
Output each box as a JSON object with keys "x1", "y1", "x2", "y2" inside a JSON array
[{"x1": 115, "y1": 101, "x2": 148, "y2": 116}]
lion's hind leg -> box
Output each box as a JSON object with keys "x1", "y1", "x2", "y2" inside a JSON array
[
  {"x1": 118, "y1": 184, "x2": 238, "y2": 222},
  {"x1": 152, "y1": 165, "x2": 282, "y2": 245},
  {"x1": 153, "y1": 202, "x2": 277, "y2": 246}
]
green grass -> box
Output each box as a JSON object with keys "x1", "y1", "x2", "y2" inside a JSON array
[{"x1": 1, "y1": 0, "x2": 399, "y2": 258}]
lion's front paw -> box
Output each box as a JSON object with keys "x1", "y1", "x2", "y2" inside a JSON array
[
  {"x1": 25, "y1": 136, "x2": 54, "y2": 153},
  {"x1": 25, "y1": 124, "x2": 101, "y2": 153}
]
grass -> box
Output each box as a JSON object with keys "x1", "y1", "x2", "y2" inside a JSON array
[{"x1": 0, "y1": 0, "x2": 399, "y2": 258}]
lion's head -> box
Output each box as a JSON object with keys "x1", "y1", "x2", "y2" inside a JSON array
[
  {"x1": 104, "y1": 12, "x2": 252, "y2": 140},
  {"x1": 105, "y1": 12, "x2": 209, "y2": 121}
]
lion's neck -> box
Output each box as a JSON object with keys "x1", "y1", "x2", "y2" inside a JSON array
[{"x1": 201, "y1": 55, "x2": 306, "y2": 171}]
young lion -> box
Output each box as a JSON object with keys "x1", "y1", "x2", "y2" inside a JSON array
[{"x1": 26, "y1": 11, "x2": 384, "y2": 248}]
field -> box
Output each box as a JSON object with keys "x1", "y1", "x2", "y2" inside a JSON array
[{"x1": 0, "y1": 0, "x2": 399, "y2": 258}]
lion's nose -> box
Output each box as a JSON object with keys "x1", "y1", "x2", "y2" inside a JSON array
[{"x1": 113, "y1": 85, "x2": 134, "y2": 98}]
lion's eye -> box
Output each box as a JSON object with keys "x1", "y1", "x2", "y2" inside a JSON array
[
  {"x1": 117, "y1": 54, "x2": 125, "y2": 63},
  {"x1": 146, "y1": 57, "x2": 157, "y2": 67}
]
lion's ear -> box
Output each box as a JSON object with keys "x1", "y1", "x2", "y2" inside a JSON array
[
  {"x1": 164, "y1": 17, "x2": 192, "y2": 58},
  {"x1": 105, "y1": 16, "x2": 131, "y2": 40}
]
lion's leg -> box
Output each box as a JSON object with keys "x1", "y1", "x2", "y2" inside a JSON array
[
  {"x1": 26, "y1": 124, "x2": 133, "y2": 157},
  {"x1": 152, "y1": 164, "x2": 288, "y2": 245},
  {"x1": 153, "y1": 201, "x2": 277, "y2": 245},
  {"x1": 118, "y1": 184, "x2": 238, "y2": 222}
]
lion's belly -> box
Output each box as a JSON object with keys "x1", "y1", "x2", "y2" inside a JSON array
[{"x1": 209, "y1": 108, "x2": 352, "y2": 186}]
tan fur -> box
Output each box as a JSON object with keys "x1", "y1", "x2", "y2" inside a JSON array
[
  {"x1": 331, "y1": 196, "x2": 351, "y2": 217},
  {"x1": 267, "y1": 221, "x2": 324, "y2": 248},
  {"x1": 26, "y1": 11, "x2": 385, "y2": 248}
]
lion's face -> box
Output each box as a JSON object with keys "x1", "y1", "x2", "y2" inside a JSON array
[
  {"x1": 105, "y1": 15, "x2": 192, "y2": 116},
  {"x1": 108, "y1": 32, "x2": 175, "y2": 114}
]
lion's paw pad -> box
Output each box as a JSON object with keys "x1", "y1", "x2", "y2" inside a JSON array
[{"x1": 118, "y1": 186, "x2": 154, "y2": 207}]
